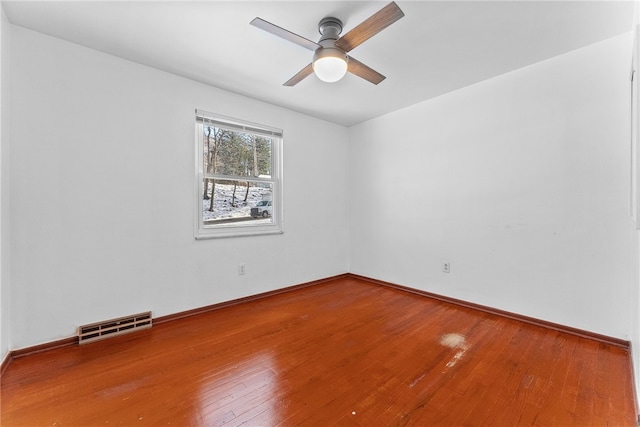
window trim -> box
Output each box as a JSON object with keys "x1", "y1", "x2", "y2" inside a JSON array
[{"x1": 194, "y1": 110, "x2": 283, "y2": 239}]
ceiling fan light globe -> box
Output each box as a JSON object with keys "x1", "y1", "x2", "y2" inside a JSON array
[
  {"x1": 313, "y1": 57, "x2": 348, "y2": 82},
  {"x1": 312, "y1": 48, "x2": 348, "y2": 83}
]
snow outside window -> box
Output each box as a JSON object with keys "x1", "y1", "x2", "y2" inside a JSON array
[{"x1": 195, "y1": 110, "x2": 283, "y2": 239}]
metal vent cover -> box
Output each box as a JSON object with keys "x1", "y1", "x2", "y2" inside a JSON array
[{"x1": 78, "y1": 311, "x2": 152, "y2": 344}]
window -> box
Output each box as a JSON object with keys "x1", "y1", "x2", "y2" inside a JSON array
[{"x1": 195, "y1": 110, "x2": 283, "y2": 239}]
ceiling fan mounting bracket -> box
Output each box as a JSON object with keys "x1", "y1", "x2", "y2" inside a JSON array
[{"x1": 318, "y1": 17, "x2": 343, "y2": 42}]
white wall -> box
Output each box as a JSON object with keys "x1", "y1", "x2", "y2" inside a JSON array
[
  {"x1": 348, "y1": 33, "x2": 635, "y2": 339},
  {"x1": 0, "y1": 4, "x2": 9, "y2": 362},
  {"x1": 7, "y1": 26, "x2": 349, "y2": 349},
  {"x1": 632, "y1": 0, "x2": 640, "y2": 408}
]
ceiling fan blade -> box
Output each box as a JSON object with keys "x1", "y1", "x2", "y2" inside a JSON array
[
  {"x1": 284, "y1": 63, "x2": 314, "y2": 86},
  {"x1": 347, "y1": 57, "x2": 386, "y2": 85},
  {"x1": 335, "y1": 2, "x2": 404, "y2": 52},
  {"x1": 250, "y1": 18, "x2": 320, "y2": 51}
]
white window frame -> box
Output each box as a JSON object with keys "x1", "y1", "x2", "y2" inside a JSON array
[{"x1": 195, "y1": 110, "x2": 283, "y2": 239}]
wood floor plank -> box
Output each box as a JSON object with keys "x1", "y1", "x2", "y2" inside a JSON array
[{"x1": 1, "y1": 276, "x2": 636, "y2": 426}]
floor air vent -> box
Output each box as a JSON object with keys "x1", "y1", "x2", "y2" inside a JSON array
[{"x1": 78, "y1": 311, "x2": 152, "y2": 344}]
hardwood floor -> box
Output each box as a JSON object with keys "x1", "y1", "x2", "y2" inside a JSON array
[{"x1": 1, "y1": 276, "x2": 637, "y2": 426}]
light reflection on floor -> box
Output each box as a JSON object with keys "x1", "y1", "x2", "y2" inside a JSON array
[{"x1": 197, "y1": 351, "x2": 281, "y2": 426}]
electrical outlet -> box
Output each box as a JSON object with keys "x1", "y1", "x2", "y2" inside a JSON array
[
  {"x1": 238, "y1": 263, "x2": 246, "y2": 275},
  {"x1": 443, "y1": 262, "x2": 451, "y2": 273}
]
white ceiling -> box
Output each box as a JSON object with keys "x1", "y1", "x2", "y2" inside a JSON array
[{"x1": 2, "y1": 1, "x2": 635, "y2": 127}]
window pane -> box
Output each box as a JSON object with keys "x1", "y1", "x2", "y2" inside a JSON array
[
  {"x1": 202, "y1": 179, "x2": 274, "y2": 225},
  {"x1": 202, "y1": 126, "x2": 272, "y2": 179}
]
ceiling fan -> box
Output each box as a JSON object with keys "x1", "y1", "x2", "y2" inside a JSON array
[{"x1": 250, "y1": 2, "x2": 404, "y2": 86}]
